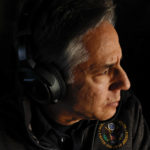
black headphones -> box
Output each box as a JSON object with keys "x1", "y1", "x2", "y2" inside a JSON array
[{"x1": 16, "y1": 1, "x2": 66, "y2": 104}]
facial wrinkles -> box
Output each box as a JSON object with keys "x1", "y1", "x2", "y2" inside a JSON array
[
  {"x1": 73, "y1": 74, "x2": 104, "y2": 117},
  {"x1": 71, "y1": 22, "x2": 125, "y2": 120},
  {"x1": 97, "y1": 39, "x2": 122, "y2": 64},
  {"x1": 83, "y1": 24, "x2": 121, "y2": 71},
  {"x1": 87, "y1": 75, "x2": 108, "y2": 106}
]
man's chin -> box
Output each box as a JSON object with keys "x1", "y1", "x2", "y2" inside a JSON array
[{"x1": 98, "y1": 109, "x2": 117, "y2": 121}]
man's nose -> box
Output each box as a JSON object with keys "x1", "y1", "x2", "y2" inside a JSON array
[{"x1": 109, "y1": 66, "x2": 131, "y2": 91}]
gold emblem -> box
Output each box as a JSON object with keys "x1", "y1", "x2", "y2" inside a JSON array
[{"x1": 98, "y1": 120, "x2": 128, "y2": 149}]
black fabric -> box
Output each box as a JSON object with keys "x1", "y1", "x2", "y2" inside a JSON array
[
  {"x1": 0, "y1": 91, "x2": 150, "y2": 150},
  {"x1": 31, "y1": 104, "x2": 96, "y2": 150}
]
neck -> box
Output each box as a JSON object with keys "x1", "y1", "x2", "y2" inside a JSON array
[{"x1": 41, "y1": 103, "x2": 81, "y2": 126}]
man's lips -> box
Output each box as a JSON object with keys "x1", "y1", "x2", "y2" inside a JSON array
[
  {"x1": 107, "y1": 100, "x2": 120, "y2": 107},
  {"x1": 107, "y1": 98, "x2": 120, "y2": 107}
]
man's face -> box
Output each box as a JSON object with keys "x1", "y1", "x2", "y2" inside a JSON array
[{"x1": 66, "y1": 21, "x2": 130, "y2": 121}]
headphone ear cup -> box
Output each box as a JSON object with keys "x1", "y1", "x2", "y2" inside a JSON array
[
  {"x1": 34, "y1": 64, "x2": 66, "y2": 103},
  {"x1": 17, "y1": 44, "x2": 66, "y2": 103},
  {"x1": 19, "y1": 67, "x2": 52, "y2": 104},
  {"x1": 19, "y1": 64, "x2": 66, "y2": 104}
]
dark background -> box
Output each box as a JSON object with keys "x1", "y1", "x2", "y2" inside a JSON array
[
  {"x1": 114, "y1": 0, "x2": 150, "y2": 125},
  {"x1": 0, "y1": 0, "x2": 150, "y2": 124}
]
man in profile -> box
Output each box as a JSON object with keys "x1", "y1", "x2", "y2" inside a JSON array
[{"x1": 0, "y1": 0, "x2": 150, "y2": 149}]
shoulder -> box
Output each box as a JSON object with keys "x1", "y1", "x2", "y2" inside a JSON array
[{"x1": 95, "y1": 91, "x2": 150, "y2": 150}]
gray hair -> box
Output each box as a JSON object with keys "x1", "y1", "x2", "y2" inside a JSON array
[
  {"x1": 56, "y1": 35, "x2": 88, "y2": 84},
  {"x1": 56, "y1": 1, "x2": 115, "y2": 84},
  {"x1": 18, "y1": 0, "x2": 116, "y2": 84}
]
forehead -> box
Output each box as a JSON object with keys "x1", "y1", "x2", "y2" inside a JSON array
[{"x1": 81, "y1": 21, "x2": 122, "y2": 68}]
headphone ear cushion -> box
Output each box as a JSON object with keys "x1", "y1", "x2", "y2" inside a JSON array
[
  {"x1": 34, "y1": 64, "x2": 66, "y2": 103},
  {"x1": 19, "y1": 67, "x2": 52, "y2": 104},
  {"x1": 18, "y1": 63, "x2": 66, "y2": 104}
]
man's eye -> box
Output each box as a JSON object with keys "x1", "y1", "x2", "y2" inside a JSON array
[
  {"x1": 101, "y1": 69, "x2": 109, "y2": 75},
  {"x1": 94, "y1": 69, "x2": 109, "y2": 76}
]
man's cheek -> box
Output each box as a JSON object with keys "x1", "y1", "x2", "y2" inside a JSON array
[{"x1": 91, "y1": 82, "x2": 107, "y2": 96}]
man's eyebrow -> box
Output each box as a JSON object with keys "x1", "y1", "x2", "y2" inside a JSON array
[
  {"x1": 104, "y1": 55, "x2": 123, "y2": 69},
  {"x1": 89, "y1": 55, "x2": 123, "y2": 72},
  {"x1": 88, "y1": 63, "x2": 115, "y2": 72},
  {"x1": 103, "y1": 63, "x2": 116, "y2": 69}
]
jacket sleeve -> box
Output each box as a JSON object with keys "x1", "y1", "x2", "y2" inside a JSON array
[{"x1": 131, "y1": 95, "x2": 150, "y2": 150}]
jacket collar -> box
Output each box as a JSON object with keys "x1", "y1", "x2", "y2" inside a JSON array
[
  {"x1": 22, "y1": 91, "x2": 125, "y2": 142},
  {"x1": 22, "y1": 99, "x2": 95, "y2": 140}
]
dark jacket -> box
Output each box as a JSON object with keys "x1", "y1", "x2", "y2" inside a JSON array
[{"x1": 0, "y1": 91, "x2": 150, "y2": 150}]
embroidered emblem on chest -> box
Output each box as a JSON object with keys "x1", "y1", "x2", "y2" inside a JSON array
[{"x1": 98, "y1": 120, "x2": 128, "y2": 149}]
